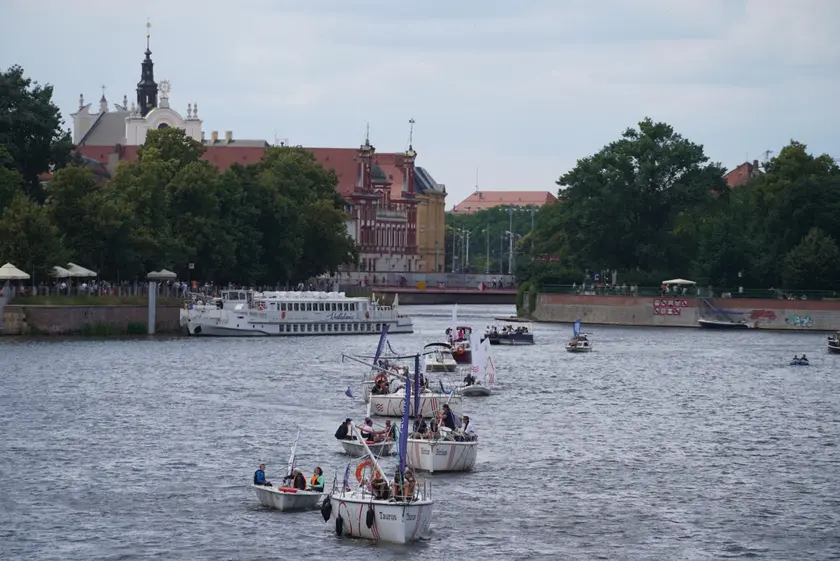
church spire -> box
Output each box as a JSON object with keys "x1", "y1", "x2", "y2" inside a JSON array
[{"x1": 136, "y1": 19, "x2": 158, "y2": 117}]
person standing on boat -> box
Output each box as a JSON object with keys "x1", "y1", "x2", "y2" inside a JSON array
[
  {"x1": 254, "y1": 464, "x2": 271, "y2": 486},
  {"x1": 334, "y1": 418, "x2": 354, "y2": 441},
  {"x1": 309, "y1": 467, "x2": 324, "y2": 492}
]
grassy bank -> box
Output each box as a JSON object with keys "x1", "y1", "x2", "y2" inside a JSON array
[{"x1": 10, "y1": 295, "x2": 183, "y2": 306}]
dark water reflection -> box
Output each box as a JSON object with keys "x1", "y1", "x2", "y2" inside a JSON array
[{"x1": 1, "y1": 305, "x2": 838, "y2": 560}]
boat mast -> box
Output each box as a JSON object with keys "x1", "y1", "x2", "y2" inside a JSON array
[{"x1": 286, "y1": 429, "x2": 301, "y2": 477}]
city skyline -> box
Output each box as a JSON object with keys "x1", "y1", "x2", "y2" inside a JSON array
[{"x1": 2, "y1": 0, "x2": 839, "y2": 208}]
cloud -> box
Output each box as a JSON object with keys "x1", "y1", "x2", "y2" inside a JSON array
[{"x1": 1, "y1": 0, "x2": 838, "y2": 207}]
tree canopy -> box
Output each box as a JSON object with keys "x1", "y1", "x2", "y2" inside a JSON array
[
  {"x1": 518, "y1": 119, "x2": 840, "y2": 291},
  {"x1": 0, "y1": 68, "x2": 358, "y2": 285}
]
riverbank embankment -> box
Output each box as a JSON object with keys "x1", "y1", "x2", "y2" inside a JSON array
[
  {"x1": 531, "y1": 293, "x2": 840, "y2": 331},
  {"x1": 1, "y1": 304, "x2": 182, "y2": 335}
]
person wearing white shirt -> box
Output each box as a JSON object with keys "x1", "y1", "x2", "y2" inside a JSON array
[{"x1": 461, "y1": 415, "x2": 477, "y2": 441}]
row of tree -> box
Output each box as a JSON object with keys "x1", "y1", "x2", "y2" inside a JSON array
[
  {"x1": 516, "y1": 118, "x2": 840, "y2": 291},
  {"x1": 0, "y1": 65, "x2": 357, "y2": 285},
  {"x1": 444, "y1": 205, "x2": 537, "y2": 274}
]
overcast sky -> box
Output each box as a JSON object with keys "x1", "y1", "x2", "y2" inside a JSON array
[{"x1": 3, "y1": 0, "x2": 838, "y2": 208}]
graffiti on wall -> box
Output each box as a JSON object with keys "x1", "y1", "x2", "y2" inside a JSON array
[
  {"x1": 653, "y1": 299, "x2": 688, "y2": 315},
  {"x1": 786, "y1": 315, "x2": 813, "y2": 328},
  {"x1": 750, "y1": 310, "x2": 777, "y2": 321}
]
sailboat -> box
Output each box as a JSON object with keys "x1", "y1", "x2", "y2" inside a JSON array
[
  {"x1": 457, "y1": 331, "x2": 495, "y2": 397},
  {"x1": 407, "y1": 364, "x2": 479, "y2": 473},
  {"x1": 565, "y1": 319, "x2": 592, "y2": 352},
  {"x1": 252, "y1": 431, "x2": 323, "y2": 511},
  {"x1": 322, "y1": 358, "x2": 433, "y2": 543},
  {"x1": 445, "y1": 304, "x2": 473, "y2": 364}
]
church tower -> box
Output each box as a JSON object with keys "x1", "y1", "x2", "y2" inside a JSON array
[{"x1": 136, "y1": 21, "x2": 158, "y2": 117}]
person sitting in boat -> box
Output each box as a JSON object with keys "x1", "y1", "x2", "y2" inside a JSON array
[
  {"x1": 382, "y1": 420, "x2": 396, "y2": 441},
  {"x1": 412, "y1": 417, "x2": 428, "y2": 437},
  {"x1": 285, "y1": 469, "x2": 307, "y2": 490},
  {"x1": 370, "y1": 472, "x2": 390, "y2": 500},
  {"x1": 392, "y1": 470, "x2": 406, "y2": 501},
  {"x1": 359, "y1": 418, "x2": 376, "y2": 441},
  {"x1": 461, "y1": 415, "x2": 477, "y2": 441},
  {"x1": 463, "y1": 372, "x2": 477, "y2": 386},
  {"x1": 801, "y1": 354, "x2": 808, "y2": 362},
  {"x1": 254, "y1": 463, "x2": 271, "y2": 486},
  {"x1": 309, "y1": 467, "x2": 324, "y2": 492},
  {"x1": 334, "y1": 418, "x2": 354, "y2": 441},
  {"x1": 441, "y1": 404, "x2": 457, "y2": 431}
]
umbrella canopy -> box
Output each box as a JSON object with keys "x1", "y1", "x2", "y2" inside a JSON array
[
  {"x1": 51, "y1": 265, "x2": 73, "y2": 278},
  {"x1": 662, "y1": 278, "x2": 696, "y2": 285},
  {"x1": 0, "y1": 263, "x2": 30, "y2": 280},
  {"x1": 147, "y1": 269, "x2": 177, "y2": 280},
  {"x1": 66, "y1": 262, "x2": 97, "y2": 278}
]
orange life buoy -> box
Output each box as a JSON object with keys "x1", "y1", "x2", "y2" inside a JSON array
[
  {"x1": 281, "y1": 311, "x2": 286, "y2": 319},
  {"x1": 374, "y1": 373, "x2": 388, "y2": 386},
  {"x1": 455, "y1": 346, "x2": 464, "y2": 355},
  {"x1": 355, "y1": 459, "x2": 378, "y2": 483}
]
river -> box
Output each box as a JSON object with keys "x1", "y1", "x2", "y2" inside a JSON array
[{"x1": 1, "y1": 304, "x2": 838, "y2": 560}]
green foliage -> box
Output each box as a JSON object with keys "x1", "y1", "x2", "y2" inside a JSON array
[
  {"x1": 523, "y1": 119, "x2": 840, "y2": 291},
  {"x1": 782, "y1": 228, "x2": 840, "y2": 290},
  {"x1": 0, "y1": 65, "x2": 72, "y2": 201},
  {"x1": 446, "y1": 205, "x2": 536, "y2": 273},
  {"x1": 0, "y1": 194, "x2": 67, "y2": 279}
]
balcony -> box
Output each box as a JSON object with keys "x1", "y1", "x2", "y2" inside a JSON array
[{"x1": 375, "y1": 208, "x2": 408, "y2": 221}]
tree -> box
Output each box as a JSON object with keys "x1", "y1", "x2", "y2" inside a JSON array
[
  {"x1": 138, "y1": 127, "x2": 205, "y2": 168},
  {"x1": 782, "y1": 228, "x2": 840, "y2": 290},
  {"x1": 0, "y1": 65, "x2": 72, "y2": 200},
  {"x1": 544, "y1": 118, "x2": 727, "y2": 274},
  {"x1": 0, "y1": 194, "x2": 66, "y2": 278},
  {"x1": 0, "y1": 146, "x2": 24, "y2": 215}
]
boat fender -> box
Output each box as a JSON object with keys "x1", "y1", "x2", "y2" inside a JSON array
[
  {"x1": 366, "y1": 505, "x2": 375, "y2": 529},
  {"x1": 335, "y1": 515, "x2": 343, "y2": 536},
  {"x1": 320, "y1": 499, "x2": 332, "y2": 522}
]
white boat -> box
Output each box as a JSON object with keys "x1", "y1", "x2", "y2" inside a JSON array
[
  {"x1": 253, "y1": 430, "x2": 323, "y2": 511},
  {"x1": 565, "y1": 319, "x2": 592, "y2": 352},
  {"x1": 406, "y1": 435, "x2": 478, "y2": 473},
  {"x1": 253, "y1": 484, "x2": 323, "y2": 511},
  {"x1": 370, "y1": 388, "x2": 461, "y2": 418},
  {"x1": 423, "y1": 342, "x2": 458, "y2": 373},
  {"x1": 338, "y1": 439, "x2": 395, "y2": 457},
  {"x1": 698, "y1": 318, "x2": 752, "y2": 329},
  {"x1": 181, "y1": 289, "x2": 413, "y2": 336},
  {"x1": 456, "y1": 330, "x2": 495, "y2": 397},
  {"x1": 322, "y1": 369, "x2": 433, "y2": 544}
]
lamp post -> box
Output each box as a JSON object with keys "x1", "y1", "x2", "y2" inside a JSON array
[
  {"x1": 464, "y1": 230, "x2": 471, "y2": 273},
  {"x1": 484, "y1": 227, "x2": 490, "y2": 274}
]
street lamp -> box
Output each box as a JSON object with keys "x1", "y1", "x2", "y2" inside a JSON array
[{"x1": 484, "y1": 227, "x2": 490, "y2": 274}]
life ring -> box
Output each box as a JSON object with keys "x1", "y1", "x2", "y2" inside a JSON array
[
  {"x1": 281, "y1": 311, "x2": 286, "y2": 320},
  {"x1": 365, "y1": 311, "x2": 370, "y2": 319},
  {"x1": 455, "y1": 346, "x2": 464, "y2": 355},
  {"x1": 374, "y1": 373, "x2": 388, "y2": 386},
  {"x1": 355, "y1": 459, "x2": 378, "y2": 483}
]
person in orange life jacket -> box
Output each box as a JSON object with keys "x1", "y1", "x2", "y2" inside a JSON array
[
  {"x1": 309, "y1": 467, "x2": 324, "y2": 492},
  {"x1": 254, "y1": 463, "x2": 271, "y2": 486},
  {"x1": 283, "y1": 469, "x2": 307, "y2": 490},
  {"x1": 441, "y1": 403, "x2": 457, "y2": 431},
  {"x1": 334, "y1": 418, "x2": 354, "y2": 441}
]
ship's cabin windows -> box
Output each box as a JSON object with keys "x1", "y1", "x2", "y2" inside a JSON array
[
  {"x1": 222, "y1": 290, "x2": 248, "y2": 301},
  {"x1": 293, "y1": 303, "x2": 299, "y2": 311},
  {"x1": 318, "y1": 303, "x2": 324, "y2": 311}
]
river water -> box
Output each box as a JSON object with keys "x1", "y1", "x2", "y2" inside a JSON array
[{"x1": 1, "y1": 304, "x2": 838, "y2": 560}]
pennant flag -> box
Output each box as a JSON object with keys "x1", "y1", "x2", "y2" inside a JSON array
[
  {"x1": 345, "y1": 384, "x2": 354, "y2": 398},
  {"x1": 573, "y1": 319, "x2": 582, "y2": 337}
]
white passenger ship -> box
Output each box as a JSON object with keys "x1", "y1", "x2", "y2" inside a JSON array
[{"x1": 180, "y1": 290, "x2": 413, "y2": 336}]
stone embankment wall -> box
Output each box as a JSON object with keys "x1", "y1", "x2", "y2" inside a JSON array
[
  {"x1": 1, "y1": 305, "x2": 182, "y2": 335},
  {"x1": 533, "y1": 294, "x2": 840, "y2": 331}
]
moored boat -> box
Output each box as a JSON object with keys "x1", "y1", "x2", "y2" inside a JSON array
[
  {"x1": 181, "y1": 289, "x2": 413, "y2": 337},
  {"x1": 698, "y1": 318, "x2": 752, "y2": 329},
  {"x1": 828, "y1": 332, "x2": 840, "y2": 354},
  {"x1": 322, "y1": 362, "x2": 433, "y2": 544}
]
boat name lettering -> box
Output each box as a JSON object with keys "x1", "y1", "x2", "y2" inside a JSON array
[
  {"x1": 653, "y1": 298, "x2": 687, "y2": 316},
  {"x1": 435, "y1": 449, "x2": 448, "y2": 456},
  {"x1": 327, "y1": 311, "x2": 355, "y2": 320},
  {"x1": 379, "y1": 512, "x2": 397, "y2": 521},
  {"x1": 420, "y1": 448, "x2": 430, "y2": 455},
  {"x1": 405, "y1": 513, "x2": 416, "y2": 520}
]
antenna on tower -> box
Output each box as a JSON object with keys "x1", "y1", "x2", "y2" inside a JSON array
[
  {"x1": 475, "y1": 168, "x2": 479, "y2": 192},
  {"x1": 365, "y1": 122, "x2": 370, "y2": 145},
  {"x1": 408, "y1": 118, "x2": 415, "y2": 150}
]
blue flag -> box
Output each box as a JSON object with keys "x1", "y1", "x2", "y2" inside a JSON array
[
  {"x1": 345, "y1": 384, "x2": 353, "y2": 398},
  {"x1": 342, "y1": 463, "x2": 351, "y2": 491},
  {"x1": 573, "y1": 319, "x2": 581, "y2": 337},
  {"x1": 398, "y1": 371, "x2": 411, "y2": 475},
  {"x1": 372, "y1": 323, "x2": 390, "y2": 365}
]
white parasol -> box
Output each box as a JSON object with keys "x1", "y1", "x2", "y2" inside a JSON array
[
  {"x1": 66, "y1": 262, "x2": 97, "y2": 278},
  {"x1": 0, "y1": 263, "x2": 30, "y2": 280}
]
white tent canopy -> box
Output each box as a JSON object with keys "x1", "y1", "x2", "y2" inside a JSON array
[
  {"x1": 147, "y1": 269, "x2": 177, "y2": 280},
  {"x1": 51, "y1": 266, "x2": 73, "y2": 278},
  {"x1": 66, "y1": 262, "x2": 97, "y2": 278},
  {"x1": 0, "y1": 263, "x2": 30, "y2": 280},
  {"x1": 662, "y1": 278, "x2": 696, "y2": 285}
]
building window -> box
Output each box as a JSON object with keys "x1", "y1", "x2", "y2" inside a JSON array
[{"x1": 157, "y1": 123, "x2": 169, "y2": 129}]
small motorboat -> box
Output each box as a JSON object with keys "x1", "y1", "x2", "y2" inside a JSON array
[
  {"x1": 253, "y1": 431, "x2": 323, "y2": 511},
  {"x1": 483, "y1": 323, "x2": 535, "y2": 345},
  {"x1": 828, "y1": 332, "x2": 840, "y2": 354},
  {"x1": 338, "y1": 438, "x2": 396, "y2": 457},
  {"x1": 790, "y1": 356, "x2": 810, "y2": 366},
  {"x1": 698, "y1": 318, "x2": 752, "y2": 329}
]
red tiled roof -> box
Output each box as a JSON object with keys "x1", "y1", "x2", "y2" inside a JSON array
[
  {"x1": 723, "y1": 160, "x2": 760, "y2": 188},
  {"x1": 305, "y1": 147, "x2": 411, "y2": 199},
  {"x1": 75, "y1": 145, "x2": 267, "y2": 172},
  {"x1": 451, "y1": 191, "x2": 558, "y2": 214}
]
